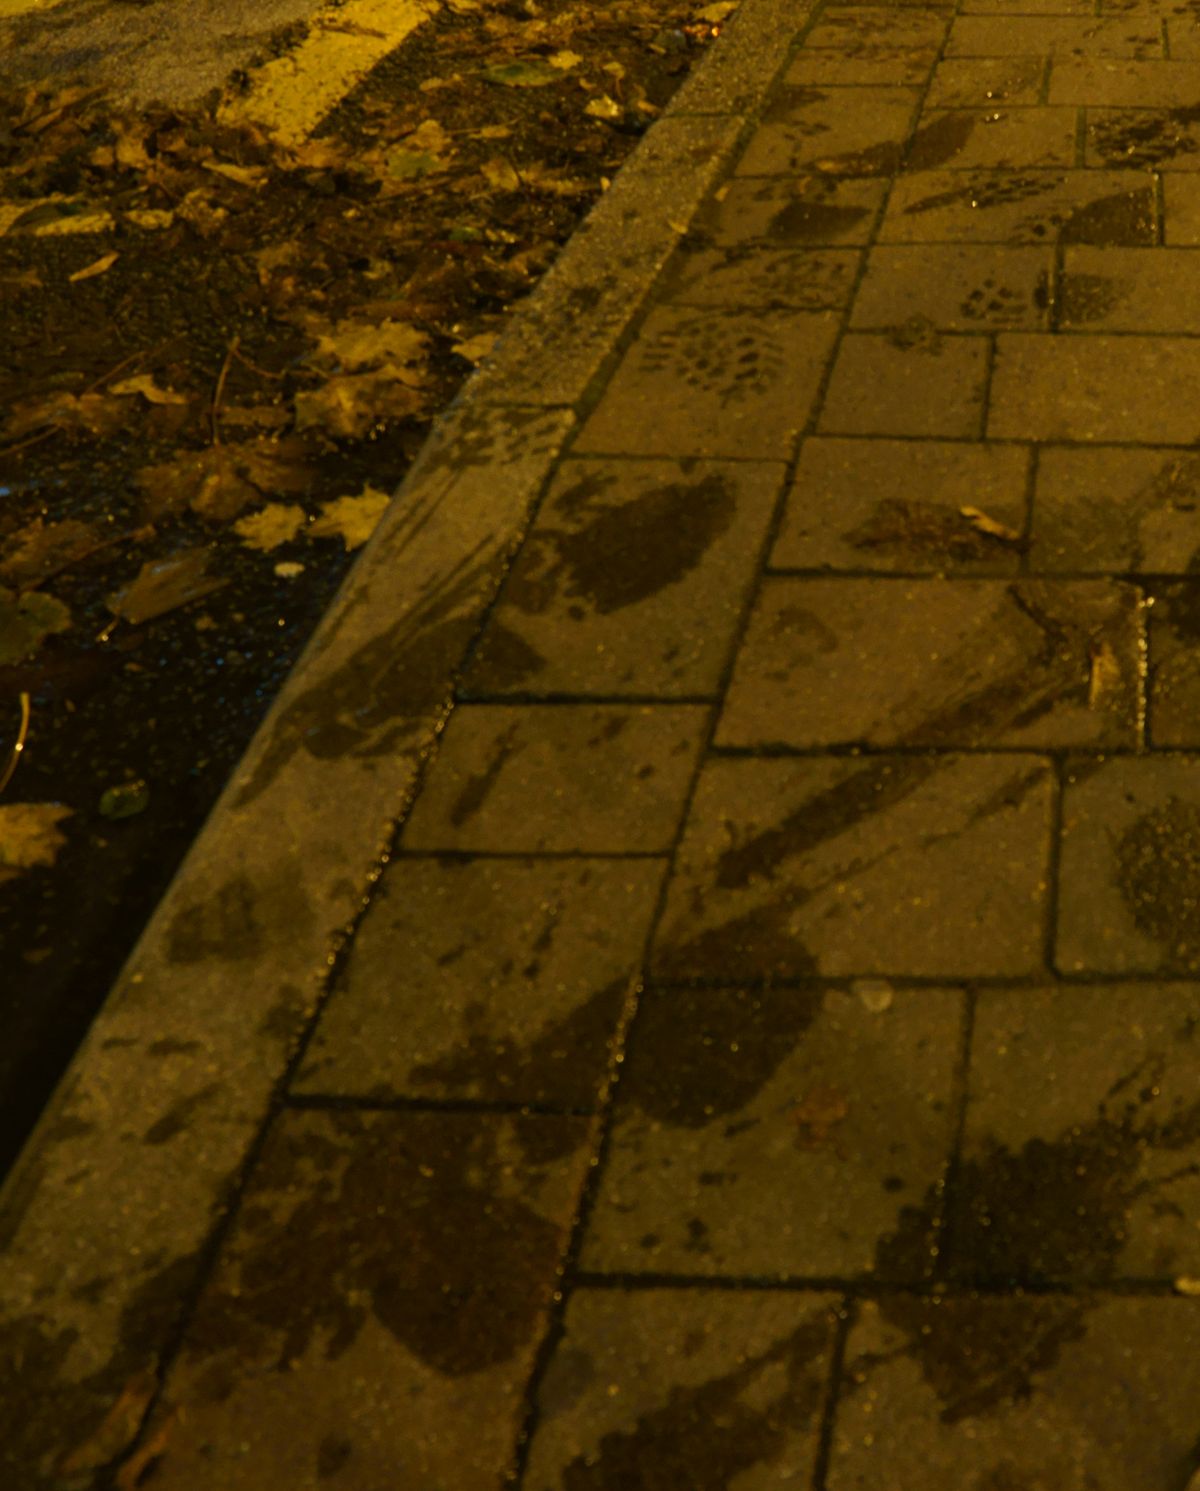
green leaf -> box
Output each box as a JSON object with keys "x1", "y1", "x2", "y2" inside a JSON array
[
  {"x1": 0, "y1": 586, "x2": 71, "y2": 665},
  {"x1": 482, "y1": 60, "x2": 566, "y2": 88}
]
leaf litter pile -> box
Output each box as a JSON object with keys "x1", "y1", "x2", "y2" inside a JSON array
[{"x1": 0, "y1": 0, "x2": 735, "y2": 1171}]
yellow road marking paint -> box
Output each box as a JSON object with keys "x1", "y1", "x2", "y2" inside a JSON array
[{"x1": 218, "y1": 0, "x2": 439, "y2": 147}]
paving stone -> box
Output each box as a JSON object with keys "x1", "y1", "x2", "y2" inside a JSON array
[
  {"x1": 401, "y1": 704, "x2": 708, "y2": 853},
  {"x1": 1032, "y1": 446, "x2": 1200, "y2": 572},
  {"x1": 1059, "y1": 245, "x2": 1200, "y2": 330},
  {"x1": 133, "y1": 1109, "x2": 592, "y2": 1491},
  {"x1": 851, "y1": 244, "x2": 1053, "y2": 329},
  {"x1": 905, "y1": 107, "x2": 1079, "y2": 170},
  {"x1": 524, "y1": 1290, "x2": 839, "y2": 1490},
  {"x1": 716, "y1": 578, "x2": 1141, "y2": 750},
  {"x1": 785, "y1": 43, "x2": 940, "y2": 87},
  {"x1": 1166, "y1": 19, "x2": 1200, "y2": 58},
  {"x1": 946, "y1": 14, "x2": 1165, "y2": 56},
  {"x1": 819, "y1": 331, "x2": 989, "y2": 438},
  {"x1": 462, "y1": 459, "x2": 783, "y2": 698},
  {"x1": 661, "y1": 244, "x2": 862, "y2": 309},
  {"x1": 575, "y1": 305, "x2": 839, "y2": 459},
  {"x1": 771, "y1": 437, "x2": 1031, "y2": 574},
  {"x1": 698, "y1": 174, "x2": 888, "y2": 245},
  {"x1": 803, "y1": 8, "x2": 952, "y2": 52},
  {"x1": 880, "y1": 168, "x2": 1156, "y2": 243},
  {"x1": 1057, "y1": 757, "x2": 1200, "y2": 974},
  {"x1": 735, "y1": 86, "x2": 921, "y2": 177},
  {"x1": 1049, "y1": 56, "x2": 1200, "y2": 105},
  {"x1": 293, "y1": 857, "x2": 665, "y2": 1105},
  {"x1": 1162, "y1": 173, "x2": 1200, "y2": 242},
  {"x1": 1148, "y1": 583, "x2": 1200, "y2": 747},
  {"x1": 827, "y1": 1296, "x2": 1200, "y2": 1490},
  {"x1": 989, "y1": 334, "x2": 1200, "y2": 443},
  {"x1": 963, "y1": 0, "x2": 1094, "y2": 12},
  {"x1": 579, "y1": 986, "x2": 962, "y2": 1278},
  {"x1": 651, "y1": 753, "x2": 1052, "y2": 980},
  {"x1": 1087, "y1": 107, "x2": 1200, "y2": 168},
  {"x1": 963, "y1": 985, "x2": 1200, "y2": 1282},
  {"x1": 926, "y1": 56, "x2": 1048, "y2": 107}
]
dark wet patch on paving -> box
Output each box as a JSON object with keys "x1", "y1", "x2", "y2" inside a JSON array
[
  {"x1": 1089, "y1": 105, "x2": 1200, "y2": 168},
  {"x1": 165, "y1": 867, "x2": 314, "y2": 964},
  {"x1": 1059, "y1": 271, "x2": 1127, "y2": 324},
  {"x1": 501, "y1": 471, "x2": 736, "y2": 618},
  {"x1": 183, "y1": 1110, "x2": 587, "y2": 1380},
  {"x1": 547, "y1": 1313, "x2": 830, "y2": 1490},
  {"x1": 622, "y1": 985, "x2": 823, "y2": 1128},
  {"x1": 845, "y1": 499, "x2": 1024, "y2": 562},
  {"x1": 904, "y1": 110, "x2": 977, "y2": 171},
  {"x1": 1116, "y1": 799, "x2": 1200, "y2": 965}
]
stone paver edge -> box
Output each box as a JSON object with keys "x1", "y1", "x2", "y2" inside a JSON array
[{"x1": 0, "y1": 0, "x2": 815, "y2": 1481}]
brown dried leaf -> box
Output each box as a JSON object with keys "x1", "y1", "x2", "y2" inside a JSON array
[
  {"x1": 3, "y1": 390, "x2": 131, "y2": 442},
  {"x1": 233, "y1": 503, "x2": 306, "y2": 551},
  {"x1": 68, "y1": 251, "x2": 119, "y2": 284},
  {"x1": 1089, "y1": 641, "x2": 1121, "y2": 708},
  {"x1": 958, "y1": 506, "x2": 1023, "y2": 545},
  {"x1": 308, "y1": 486, "x2": 391, "y2": 550},
  {"x1": 293, "y1": 369, "x2": 424, "y2": 440},
  {"x1": 0, "y1": 802, "x2": 73, "y2": 886},
  {"x1": 135, "y1": 438, "x2": 312, "y2": 522},
  {"x1": 202, "y1": 160, "x2": 268, "y2": 187},
  {"x1": 109, "y1": 374, "x2": 191, "y2": 406},
  {"x1": 0, "y1": 518, "x2": 99, "y2": 586},
  {"x1": 310, "y1": 319, "x2": 429, "y2": 372},
  {"x1": 107, "y1": 550, "x2": 228, "y2": 625}
]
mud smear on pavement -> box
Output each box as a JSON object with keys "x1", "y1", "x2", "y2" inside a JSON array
[
  {"x1": 768, "y1": 195, "x2": 870, "y2": 242},
  {"x1": 1059, "y1": 188, "x2": 1155, "y2": 245},
  {"x1": 0, "y1": 0, "x2": 725, "y2": 1174},
  {"x1": 846, "y1": 498, "x2": 1021, "y2": 564},
  {"x1": 448, "y1": 721, "x2": 523, "y2": 828},
  {"x1": 621, "y1": 985, "x2": 823, "y2": 1128},
  {"x1": 548, "y1": 1310, "x2": 832, "y2": 1490},
  {"x1": 864, "y1": 1033, "x2": 1200, "y2": 1421},
  {"x1": 410, "y1": 972, "x2": 631, "y2": 1108},
  {"x1": 1058, "y1": 271, "x2": 1126, "y2": 325},
  {"x1": 1090, "y1": 106, "x2": 1200, "y2": 168},
  {"x1": 183, "y1": 1110, "x2": 587, "y2": 1382},
  {"x1": 1116, "y1": 798, "x2": 1200, "y2": 967}
]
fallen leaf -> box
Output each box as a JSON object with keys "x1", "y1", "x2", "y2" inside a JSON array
[
  {"x1": 111, "y1": 120, "x2": 152, "y2": 172},
  {"x1": 274, "y1": 560, "x2": 305, "y2": 578},
  {"x1": 1175, "y1": 1277, "x2": 1200, "y2": 1296},
  {"x1": 68, "y1": 250, "x2": 118, "y2": 283},
  {"x1": 218, "y1": 404, "x2": 289, "y2": 429},
  {"x1": 0, "y1": 518, "x2": 98, "y2": 586},
  {"x1": 521, "y1": 162, "x2": 591, "y2": 197},
  {"x1": 293, "y1": 369, "x2": 424, "y2": 440},
  {"x1": 114, "y1": 1408, "x2": 178, "y2": 1491},
  {"x1": 550, "y1": 49, "x2": 583, "y2": 69},
  {"x1": 1089, "y1": 641, "x2": 1121, "y2": 708},
  {"x1": 99, "y1": 780, "x2": 150, "y2": 820},
  {"x1": 959, "y1": 506, "x2": 1023, "y2": 545},
  {"x1": 107, "y1": 550, "x2": 228, "y2": 625},
  {"x1": 3, "y1": 390, "x2": 130, "y2": 442},
  {"x1": 233, "y1": 503, "x2": 307, "y2": 551},
  {"x1": 309, "y1": 486, "x2": 391, "y2": 550},
  {"x1": 476, "y1": 124, "x2": 512, "y2": 140},
  {"x1": 585, "y1": 94, "x2": 623, "y2": 120},
  {"x1": 136, "y1": 438, "x2": 312, "y2": 522},
  {"x1": 202, "y1": 160, "x2": 268, "y2": 187},
  {"x1": 602, "y1": 60, "x2": 627, "y2": 78},
  {"x1": 176, "y1": 189, "x2": 228, "y2": 235},
  {"x1": 0, "y1": 586, "x2": 71, "y2": 664},
  {"x1": 483, "y1": 60, "x2": 567, "y2": 88},
  {"x1": 452, "y1": 331, "x2": 498, "y2": 364},
  {"x1": 0, "y1": 268, "x2": 43, "y2": 294},
  {"x1": 369, "y1": 119, "x2": 453, "y2": 182},
  {"x1": 310, "y1": 319, "x2": 428, "y2": 373},
  {"x1": 0, "y1": 802, "x2": 73, "y2": 884},
  {"x1": 481, "y1": 156, "x2": 522, "y2": 192},
  {"x1": 109, "y1": 374, "x2": 190, "y2": 406},
  {"x1": 57, "y1": 1370, "x2": 156, "y2": 1473},
  {"x1": 696, "y1": 0, "x2": 738, "y2": 19}
]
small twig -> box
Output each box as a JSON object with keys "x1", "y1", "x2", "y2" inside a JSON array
[
  {"x1": 210, "y1": 335, "x2": 239, "y2": 445},
  {"x1": 0, "y1": 692, "x2": 32, "y2": 797},
  {"x1": 0, "y1": 426, "x2": 57, "y2": 459},
  {"x1": 17, "y1": 525, "x2": 154, "y2": 598},
  {"x1": 229, "y1": 343, "x2": 285, "y2": 380},
  {"x1": 85, "y1": 336, "x2": 182, "y2": 395}
]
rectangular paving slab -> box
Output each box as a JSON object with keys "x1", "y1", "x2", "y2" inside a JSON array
[
  {"x1": 574, "y1": 305, "x2": 840, "y2": 459},
  {"x1": 827, "y1": 1296, "x2": 1200, "y2": 1490},
  {"x1": 697, "y1": 174, "x2": 888, "y2": 245},
  {"x1": 293, "y1": 856, "x2": 665, "y2": 1106},
  {"x1": 579, "y1": 985, "x2": 962, "y2": 1279},
  {"x1": 1058, "y1": 245, "x2": 1200, "y2": 331},
  {"x1": 131, "y1": 1108, "x2": 592, "y2": 1490},
  {"x1": 819, "y1": 330, "x2": 990, "y2": 437},
  {"x1": 651, "y1": 753, "x2": 1053, "y2": 980},
  {"x1": 715, "y1": 577, "x2": 1142, "y2": 750},
  {"x1": 961, "y1": 984, "x2": 1200, "y2": 1282},
  {"x1": 945, "y1": 14, "x2": 1165, "y2": 55},
  {"x1": 926, "y1": 55, "x2": 1048, "y2": 107},
  {"x1": 1147, "y1": 582, "x2": 1200, "y2": 748},
  {"x1": 850, "y1": 243, "x2": 1053, "y2": 329},
  {"x1": 771, "y1": 437, "x2": 1031, "y2": 574},
  {"x1": 401, "y1": 703, "x2": 708, "y2": 853},
  {"x1": 735, "y1": 85, "x2": 921, "y2": 176},
  {"x1": 524, "y1": 1289, "x2": 839, "y2": 1490},
  {"x1": 461, "y1": 458, "x2": 784, "y2": 699}
]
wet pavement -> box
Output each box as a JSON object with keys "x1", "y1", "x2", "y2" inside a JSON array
[{"x1": 10, "y1": 0, "x2": 1200, "y2": 1485}]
